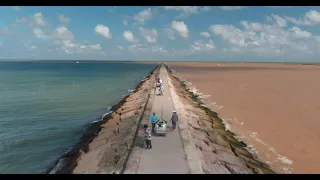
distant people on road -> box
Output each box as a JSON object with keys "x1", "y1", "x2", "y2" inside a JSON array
[
  {"x1": 156, "y1": 77, "x2": 161, "y2": 88},
  {"x1": 171, "y1": 110, "x2": 178, "y2": 130},
  {"x1": 159, "y1": 84, "x2": 164, "y2": 96},
  {"x1": 150, "y1": 112, "x2": 158, "y2": 133},
  {"x1": 143, "y1": 124, "x2": 152, "y2": 149}
]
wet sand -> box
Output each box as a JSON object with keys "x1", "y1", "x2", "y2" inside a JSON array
[{"x1": 168, "y1": 62, "x2": 320, "y2": 174}]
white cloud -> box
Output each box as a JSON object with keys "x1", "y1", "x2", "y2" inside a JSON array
[
  {"x1": 32, "y1": 26, "x2": 74, "y2": 41},
  {"x1": 163, "y1": 6, "x2": 198, "y2": 18},
  {"x1": 171, "y1": 21, "x2": 189, "y2": 39},
  {"x1": 240, "y1": 21, "x2": 263, "y2": 31},
  {"x1": 34, "y1": 12, "x2": 46, "y2": 26},
  {"x1": 55, "y1": 40, "x2": 104, "y2": 54},
  {"x1": 127, "y1": 43, "x2": 169, "y2": 55},
  {"x1": 108, "y1": 7, "x2": 115, "y2": 13},
  {"x1": 33, "y1": 28, "x2": 50, "y2": 39},
  {"x1": 117, "y1": 45, "x2": 123, "y2": 50},
  {"x1": 9, "y1": 12, "x2": 105, "y2": 57},
  {"x1": 54, "y1": 26, "x2": 74, "y2": 40},
  {"x1": 122, "y1": 19, "x2": 128, "y2": 25},
  {"x1": 16, "y1": 12, "x2": 47, "y2": 27},
  {"x1": 24, "y1": 41, "x2": 37, "y2": 51},
  {"x1": 284, "y1": 16, "x2": 313, "y2": 26},
  {"x1": 163, "y1": 6, "x2": 198, "y2": 14},
  {"x1": 55, "y1": 41, "x2": 76, "y2": 54},
  {"x1": 6, "y1": 7, "x2": 320, "y2": 61},
  {"x1": 139, "y1": 27, "x2": 157, "y2": 43},
  {"x1": 12, "y1": 6, "x2": 21, "y2": 12},
  {"x1": 210, "y1": 24, "x2": 248, "y2": 47},
  {"x1": 88, "y1": 44, "x2": 102, "y2": 50},
  {"x1": 94, "y1": 24, "x2": 112, "y2": 39},
  {"x1": 219, "y1": 6, "x2": 244, "y2": 11},
  {"x1": 163, "y1": 6, "x2": 211, "y2": 18},
  {"x1": 123, "y1": 31, "x2": 136, "y2": 42},
  {"x1": 267, "y1": 6, "x2": 293, "y2": 8},
  {"x1": 191, "y1": 39, "x2": 216, "y2": 52},
  {"x1": 305, "y1": 10, "x2": 320, "y2": 23},
  {"x1": 15, "y1": 17, "x2": 28, "y2": 24},
  {"x1": 133, "y1": 8, "x2": 153, "y2": 24},
  {"x1": 58, "y1": 15, "x2": 71, "y2": 24},
  {"x1": 270, "y1": 14, "x2": 287, "y2": 27},
  {"x1": 283, "y1": 10, "x2": 320, "y2": 26},
  {"x1": 201, "y1": 6, "x2": 212, "y2": 12},
  {"x1": 0, "y1": 27, "x2": 10, "y2": 35},
  {"x1": 209, "y1": 15, "x2": 317, "y2": 59},
  {"x1": 200, "y1": 32, "x2": 211, "y2": 38},
  {"x1": 289, "y1": 26, "x2": 312, "y2": 38},
  {"x1": 164, "y1": 28, "x2": 176, "y2": 40}
]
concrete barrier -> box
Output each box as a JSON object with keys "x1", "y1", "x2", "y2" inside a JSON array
[
  {"x1": 123, "y1": 81, "x2": 156, "y2": 174},
  {"x1": 164, "y1": 67, "x2": 204, "y2": 174}
]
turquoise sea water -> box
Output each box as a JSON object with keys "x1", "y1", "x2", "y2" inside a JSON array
[{"x1": 0, "y1": 61, "x2": 156, "y2": 174}]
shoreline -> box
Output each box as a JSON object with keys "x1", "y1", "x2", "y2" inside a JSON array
[
  {"x1": 43, "y1": 64, "x2": 159, "y2": 174},
  {"x1": 164, "y1": 64, "x2": 276, "y2": 174}
]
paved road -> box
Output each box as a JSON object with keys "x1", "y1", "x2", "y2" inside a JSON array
[{"x1": 136, "y1": 66, "x2": 189, "y2": 174}]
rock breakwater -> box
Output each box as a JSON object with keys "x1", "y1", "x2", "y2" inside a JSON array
[{"x1": 46, "y1": 64, "x2": 159, "y2": 174}]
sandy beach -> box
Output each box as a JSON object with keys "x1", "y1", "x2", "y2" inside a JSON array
[{"x1": 168, "y1": 62, "x2": 320, "y2": 174}]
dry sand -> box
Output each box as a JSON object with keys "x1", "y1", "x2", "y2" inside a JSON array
[{"x1": 168, "y1": 62, "x2": 320, "y2": 174}]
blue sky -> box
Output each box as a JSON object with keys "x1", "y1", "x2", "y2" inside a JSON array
[{"x1": 1, "y1": 6, "x2": 320, "y2": 62}]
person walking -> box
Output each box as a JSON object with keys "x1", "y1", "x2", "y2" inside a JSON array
[
  {"x1": 143, "y1": 124, "x2": 152, "y2": 149},
  {"x1": 150, "y1": 112, "x2": 158, "y2": 133},
  {"x1": 170, "y1": 110, "x2": 178, "y2": 130},
  {"x1": 159, "y1": 84, "x2": 164, "y2": 96}
]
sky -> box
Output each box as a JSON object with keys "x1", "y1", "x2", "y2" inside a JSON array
[{"x1": 1, "y1": 6, "x2": 320, "y2": 62}]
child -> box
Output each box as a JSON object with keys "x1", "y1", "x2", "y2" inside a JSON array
[{"x1": 143, "y1": 124, "x2": 152, "y2": 149}]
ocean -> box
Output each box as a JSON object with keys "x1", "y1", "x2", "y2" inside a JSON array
[
  {"x1": 0, "y1": 61, "x2": 156, "y2": 174},
  {"x1": 169, "y1": 62, "x2": 320, "y2": 173}
]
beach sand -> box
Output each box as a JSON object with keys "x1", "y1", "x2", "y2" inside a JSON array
[{"x1": 168, "y1": 62, "x2": 320, "y2": 174}]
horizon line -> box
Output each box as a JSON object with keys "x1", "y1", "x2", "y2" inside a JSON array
[{"x1": 0, "y1": 59, "x2": 319, "y2": 64}]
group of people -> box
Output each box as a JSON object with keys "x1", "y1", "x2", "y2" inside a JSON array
[
  {"x1": 156, "y1": 77, "x2": 164, "y2": 96},
  {"x1": 142, "y1": 74, "x2": 178, "y2": 149},
  {"x1": 143, "y1": 111, "x2": 179, "y2": 149}
]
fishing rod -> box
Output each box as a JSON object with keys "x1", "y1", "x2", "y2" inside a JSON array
[
  {"x1": 161, "y1": 103, "x2": 167, "y2": 123},
  {"x1": 161, "y1": 104, "x2": 163, "y2": 121}
]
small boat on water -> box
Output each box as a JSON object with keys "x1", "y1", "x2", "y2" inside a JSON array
[{"x1": 76, "y1": 61, "x2": 79, "y2": 64}]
